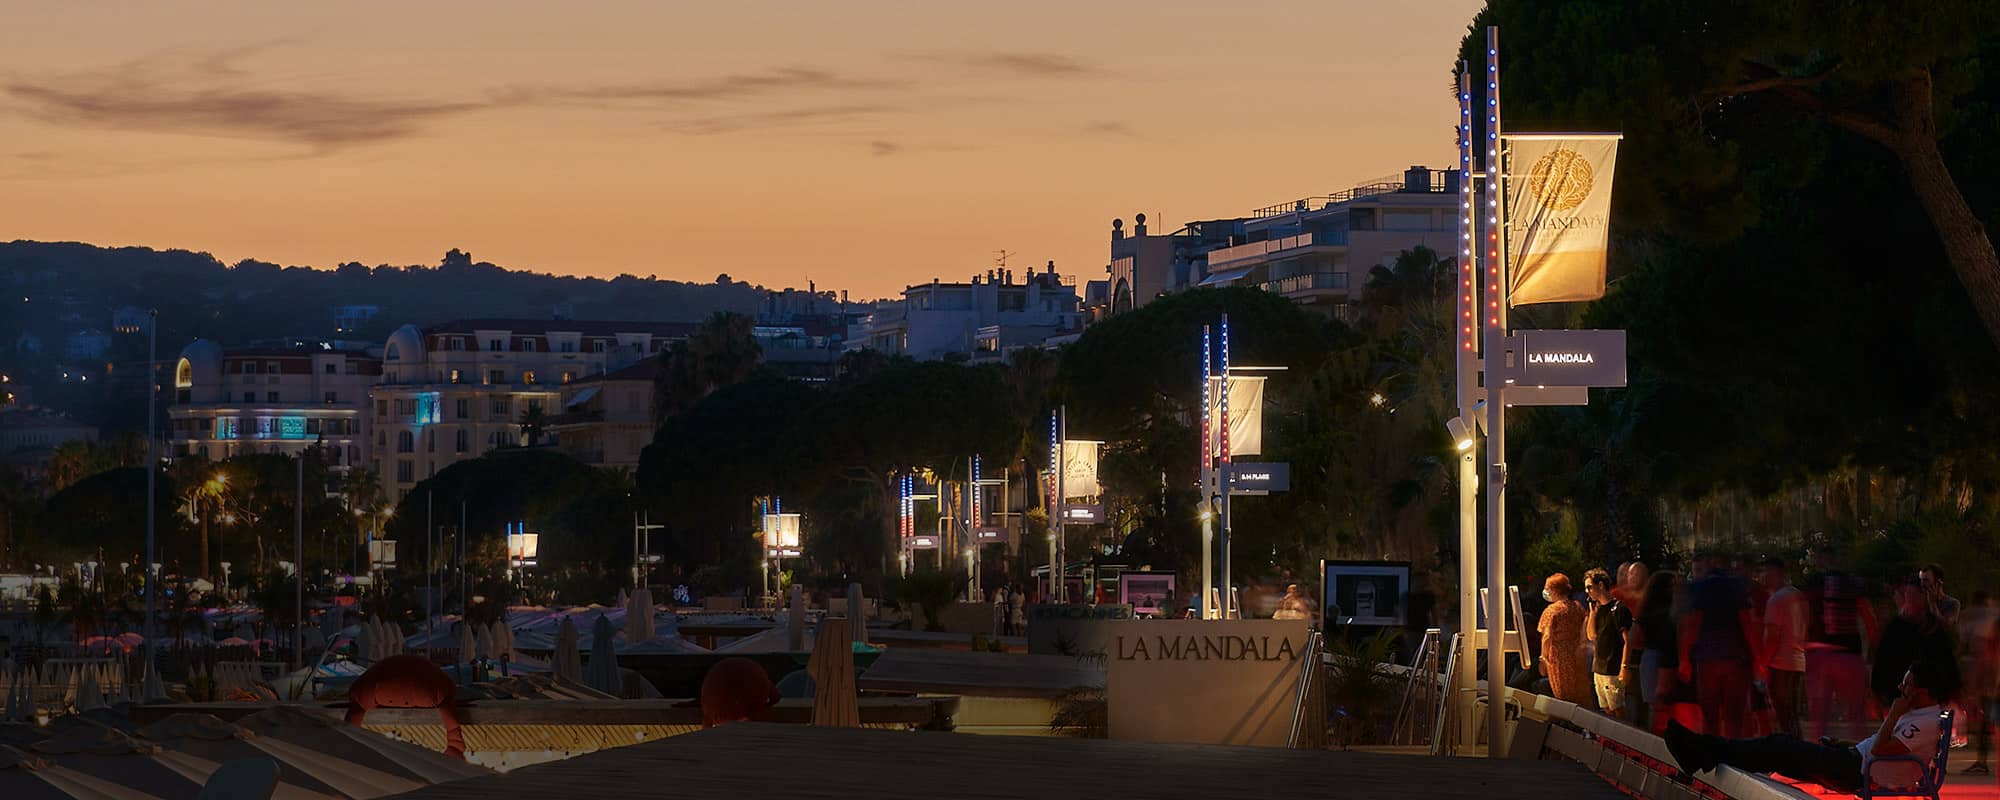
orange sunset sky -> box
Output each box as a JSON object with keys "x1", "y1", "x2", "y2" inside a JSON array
[{"x1": 0, "y1": 1, "x2": 1485, "y2": 298}]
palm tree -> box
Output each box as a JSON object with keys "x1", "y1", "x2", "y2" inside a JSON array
[
  {"x1": 46, "y1": 440, "x2": 93, "y2": 493},
  {"x1": 654, "y1": 312, "x2": 764, "y2": 425},
  {"x1": 518, "y1": 405, "x2": 548, "y2": 446}
]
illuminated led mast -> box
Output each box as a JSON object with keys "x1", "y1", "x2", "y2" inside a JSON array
[{"x1": 1199, "y1": 324, "x2": 1214, "y2": 619}]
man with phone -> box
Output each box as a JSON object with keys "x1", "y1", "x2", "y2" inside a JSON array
[{"x1": 1665, "y1": 660, "x2": 1952, "y2": 794}]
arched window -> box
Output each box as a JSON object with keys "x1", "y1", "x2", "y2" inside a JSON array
[
  {"x1": 386, "y1": 343, "x2": 401, "y2": 361},
  {"x1": 174, "y1": 358, "x2": 193, "y2": 388}
]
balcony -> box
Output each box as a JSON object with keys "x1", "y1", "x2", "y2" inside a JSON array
[
  {"x1": 1261, "y1": 272, "x2": 1349, "y2": 299},
  {"x1": 1207, "y1": 231, "x2": 1347, "y2": 270}
]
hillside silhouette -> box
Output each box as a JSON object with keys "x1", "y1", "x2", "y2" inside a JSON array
[{"x1": 3, "y1": 241, "x2": 782, "y2": 352}]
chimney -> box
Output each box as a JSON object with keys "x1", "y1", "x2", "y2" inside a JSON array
[
  {"x1": 1111, "y1": 218, "x2": 1124, "y2": 242},
  {"x1": 1046, "y1": 260, "x2": 1056, "y2": 275},
  {"x1": 1134, "y1": 213, "x2": 1147, "y2": 237}
]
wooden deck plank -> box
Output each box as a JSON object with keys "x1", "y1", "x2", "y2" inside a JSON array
[{"x1": 388, "y1": 723, "x2": 1626, "y2": 799}]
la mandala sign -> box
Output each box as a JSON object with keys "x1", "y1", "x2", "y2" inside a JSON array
[{"x1": 1114, "y1": 633, "x2": 1300, "y2": 662}]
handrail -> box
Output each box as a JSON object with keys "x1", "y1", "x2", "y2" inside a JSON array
[{"x1": 1286, "y1": 628, "x2": 1325, "y2": 748}]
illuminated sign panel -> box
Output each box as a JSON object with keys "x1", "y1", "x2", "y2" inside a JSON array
[
  {"x1": 1060, "y1": 504, "x2": 1103, "y2": 524},
  {"x1": 279, "y1": 416, "x2": 307, "y2": 440},
  {"x1": 1228, "y1": 463, "x2": 1290, "y2": 495},
  {"x1": 1510, "y1": 329, "x2": 1627, "y2": 388}
]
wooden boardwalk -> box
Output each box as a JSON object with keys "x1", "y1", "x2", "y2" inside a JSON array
[{"x1": 389, "y1": 723, "x2": 1624, "y2": 799}]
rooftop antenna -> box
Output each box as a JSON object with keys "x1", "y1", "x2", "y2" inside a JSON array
[{"x1": 995, "y1": 250, "x2": 1013, "y2": 269}]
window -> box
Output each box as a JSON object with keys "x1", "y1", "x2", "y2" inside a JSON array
[
  {"x1": 488, "y1": 431, "x2": 506, "y2": 449},
  {"x1": 345, "y1": 362, "x2": 357, "y2": 375},
  {"x1": 266, "y1": 391, "x2": 280, "y2": 403},
  {"x1": 396, "y1": 460, "x2": 414, "y2": 483},
  {"x1": 242, "y1": 392, "x2": 254, "y2": 403},
  {"x1": 487, "y1": 369, "x2": 505, "y2": 385},
  {"x1": 324, "y1": 363, "x2": 337, "y2": 374},
  {"x1": 491, "y1": 396, "x2": 511, "y2": 417},
  {"x1": 455, "y1": 429, "x2": 468, "y2": 453},
  {"x1": 521, "y1": 339, "x2": 537, "y2": 352},
  {"x1": 376, "y1": 399, "x2": 387, "y2": 417},
  {"x1": 397, "y1": 431, "x2": 414, "y2": 453},
  {"x1": 449, "y1": 369, "x2": 462, "y2": 384},
  {"x1": 488, "y1": 339, "x2": 504, "y2": 352},
  {"x1": 347, "y1": 445, "x2": 358, "y2": 464},
  {"x1": 199, "y1": 418, "x2": 212, "y2": 431},
  {"x1": 217, "y1": 417, "x2": 239, "y2": 439},
  {"x1": 561, "y1": 371, "x2": 574, "y2": 384},
  {"x1": 450, "y1": 337, "x2": 464, "y2": 351},
  {"x1": 455, "y1": 398, "x2": 468, "y2": 419},
  {"x1": 559, "y1": 340, "x2": 576, "y2": 353},
  {"x1": 325, "y1": 391, "x2": 338, "y2": 404},
  {"x1": 527, "y1": 399, "x2": 543, "y2": 414},
  {"x1": 266, "y1": 362, "x2": 280, "y2": 374},
  {"x1": 523, "y1": 370, "x2": 537, "y2": 385},
  {"x1": 242, "y1": 362, "x2": 258, "y2": 374},
  {"x1": 199, "y1": 445, "x2": 209, "y2": 459},
  {"x1": 386, "y1": 343, "x2": 401, "y2": 361},
  {"x1": 376, "y1": 429, "x2": 385, "y2": 447},
  {"x1": 592, "y1": 339, "x2": 606, "y2": 353},
  {"x1": 426, "y1": 429, "x2": 435, "y2": 452}
]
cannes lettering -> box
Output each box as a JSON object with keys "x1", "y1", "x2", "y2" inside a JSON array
[
  {"x1": 1526, "y1": 351, "x2": 1595, "y2": 365},
  {"x1": 1114, "y1": 635, "x2": 1299, "y2": 662}
]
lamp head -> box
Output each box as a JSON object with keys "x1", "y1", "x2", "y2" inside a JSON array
[{"x1": 1446, "y1": 417, "x2": 1474, "y2": 451}]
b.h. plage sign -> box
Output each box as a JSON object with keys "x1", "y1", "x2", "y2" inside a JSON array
[
  {"x1": 1106, "y1": 619, "x2": 1310, "y2": 747},
  {"x1": 1510, "y1": 329, "x2": 1626, "y2": 388}
]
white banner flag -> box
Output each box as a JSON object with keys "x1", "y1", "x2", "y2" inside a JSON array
[
  {"x1": 1062, "y1": 440, "x2": 1100, "y2": 499},
  {"x1": 1206, "y1": 376, "x2": 1265, "y2": 457},
  {"x1": 1505, "y1": 134, "x2": 1619, "y2": 306}
]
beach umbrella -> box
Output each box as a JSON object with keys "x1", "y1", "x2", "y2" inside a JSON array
[
  {"x1": 354, "y1": 623, "x2": 375, "y2": 664},
  {"x1": 585, "y1": 614, "x2": 621, "y2": 697},
  {"x1": 74, "y1": 667, "x2": 105, "y2": 713},
  {"x1": 624, "y1": 587, "x2": 655, "y2": 643},
  {"x1": 807, "y1": 618, "x2": 860, "y2": 728},
  {"x1": 552, "y1": 617, "x2": 583, "y2": 684},
  {"x1": 142, "y1": 661, "x2": 167, "y2": 703}
]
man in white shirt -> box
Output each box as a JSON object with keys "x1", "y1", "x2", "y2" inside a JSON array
[
  {"x1": 1759, "y1": 557, "x2": 1809, "y2": 737},
  {"x1": 1666, "y1": 660, "x2": 1950, "y2": 795}
]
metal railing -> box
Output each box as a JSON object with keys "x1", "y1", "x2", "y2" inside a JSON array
[
  {"x1": 1251, "y1": 171, "x2": 1453, "y2": 219},
  {"x1": 1262, "y1": 272, "x2": 1348, "y2": 295}
]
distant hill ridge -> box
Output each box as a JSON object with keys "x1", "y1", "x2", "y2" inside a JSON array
[{"x1": 0, "y1": 240, "x2": 809, "y2": 349}]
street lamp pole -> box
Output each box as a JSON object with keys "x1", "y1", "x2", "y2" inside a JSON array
[
  {"x1": 1480, "y1": 26, "x2": 1513, "y2": 758},
  {"x1": 143, "y1": 308, "x2": 158, "y2": 679}
]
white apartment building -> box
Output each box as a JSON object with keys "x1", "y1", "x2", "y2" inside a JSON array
[
  {"x1": 168, "y1": 341, "x2": 379, "y2": 468},
  {"x1": 851, "y1": 262, "x2": 1083, "y2": 361},
  {"x1": 547, "y1": 359, "x2": 656, "y2": 473},
  {"x1": 1098, "y1": 166, "x2": 1459, "y2": 320},
  {"x1": 370, "y1": 319, "x2": 694, "y2": 498}
]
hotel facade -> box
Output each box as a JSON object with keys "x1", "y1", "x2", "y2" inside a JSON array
[{"x1": 368, "y1": 319, "x2": 694, "y2": 498}]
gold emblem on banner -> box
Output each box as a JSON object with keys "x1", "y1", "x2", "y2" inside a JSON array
[{"x1": 1525, "y1": 148, "x2": 1594, "y2": 212}]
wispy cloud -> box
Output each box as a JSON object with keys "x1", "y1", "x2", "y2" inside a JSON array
[
  {"x1": 2, "y1": 46, "x2": 1110, "y2": 158},
  {"x1": 3, "y1": 50, "x2": 485, "y2": 152},
  {"x1": 501, "y1": 68, "x2": 906, "y2": 106},
  {"x1": 1082, "y1": 120, "x2": 1137, "y2": 137},
  {"x1": 906, "y1": 51, "x2": 1107, "y2": 78},
  {"x1": 668, "y1": 102, "x2": 912, "y2": 135}
]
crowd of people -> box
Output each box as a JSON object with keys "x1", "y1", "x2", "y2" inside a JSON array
[{"x1": 1527, "y1": 548, "x2": 1997, "y2": 791}]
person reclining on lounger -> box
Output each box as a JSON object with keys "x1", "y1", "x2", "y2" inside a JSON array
[{"x1": 1664, "y1": 659, "x2": 1950, "y2": 794}]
